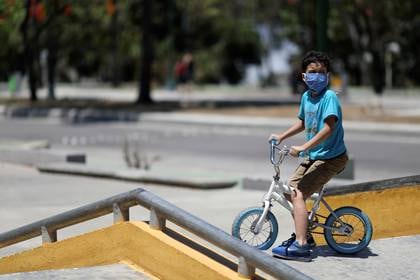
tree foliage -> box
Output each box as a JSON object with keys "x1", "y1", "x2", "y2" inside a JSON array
[
  {"x1": 0, "y1": 0, "x2": 25, "y2": 80},
  {"x1": 0, "y1": 0, "x2": 420, "y2": 100}
]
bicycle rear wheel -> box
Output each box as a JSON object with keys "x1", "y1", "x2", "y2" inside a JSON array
[
  {"x1": 231, "y1": 207, "x2": 278, "y2": 250},
  {"x1": 324, "y1": 206, "x2": 373, "y2": 254}
]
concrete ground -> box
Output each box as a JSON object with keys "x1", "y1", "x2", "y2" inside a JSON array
[
  {"x1": 1, "y1": 85, "x2": 420, "y2": 279},
  {"x1": 0, "y1": 264, "x2": 150, "y2": 280},
  {"x1": 0, "y1": 162, "x2": 419, "y2": 280}
]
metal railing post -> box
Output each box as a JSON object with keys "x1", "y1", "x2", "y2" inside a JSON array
[
  {"x1": 113, "y1": 203, "x2": 129, "y2": 224},
  {"x1": 150, "y1": 207, "x2": 166, "y2": 230},
  {"x1": 237, "y1": 256, "x2": 255, "y2": 278},
  {"x1": 41, "y1": 226, "x2": 57, "y2": 244}
]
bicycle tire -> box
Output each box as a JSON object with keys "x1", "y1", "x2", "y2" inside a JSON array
[
  {"x1": 324, "y1": 206, "x2": 373, "y2": 254},
  {"x1": 231, "y1": 207, "x2": 278, "y2": 250}
]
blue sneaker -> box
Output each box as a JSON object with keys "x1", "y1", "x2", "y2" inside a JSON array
[
  {"x1": 272, "y1": 240, "x2": 312, "y2": 262},
  {"x1": 280, "y1": 233, "x2": 317, "y2": 249}
]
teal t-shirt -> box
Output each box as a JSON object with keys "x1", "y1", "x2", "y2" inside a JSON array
[{"x1": 298, "y1": 89, "x2": 346, "y2": 160}]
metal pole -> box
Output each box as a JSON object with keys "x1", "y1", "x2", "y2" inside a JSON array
[{"x1": 0, "y1": 190, "x2": 140, "y2": 248}]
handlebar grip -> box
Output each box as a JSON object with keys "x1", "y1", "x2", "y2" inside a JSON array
[{"x1": 298, "y1": 151, "x2": 307, "y2": 158}]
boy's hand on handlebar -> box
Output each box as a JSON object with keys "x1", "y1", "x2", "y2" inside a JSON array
[
  {"x1": 290, "y1": 145, "x2": 305, "y2": 157},
  {"x1": 269, "y1": 134, "x2": 281, "y2": 144}
]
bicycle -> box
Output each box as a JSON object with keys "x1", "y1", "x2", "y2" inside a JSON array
[{"x1": 232, "y1": 140, "x2": 373, "y2": 254}]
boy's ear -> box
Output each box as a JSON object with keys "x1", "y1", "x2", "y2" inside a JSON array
[{"x1": 301, "y1": 73, "x2": 306, "y2": 81}]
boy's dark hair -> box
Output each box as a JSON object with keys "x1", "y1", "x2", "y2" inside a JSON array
[{"x1": 301, "y1": 51, "x2": 330, "y2": 72}]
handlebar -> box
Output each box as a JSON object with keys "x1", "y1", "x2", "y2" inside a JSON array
[
  {"x1": 269, "y1": 140, "x2": 307, "y2": 165},
  {"x1": 269, "y1": 140, "x2": 289, "y2": 165}
]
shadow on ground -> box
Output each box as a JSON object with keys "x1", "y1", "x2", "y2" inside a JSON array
[{"x1": 314, "y1": 245, "x2": 378, "y2": 259}]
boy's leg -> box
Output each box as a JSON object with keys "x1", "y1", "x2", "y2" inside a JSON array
[
  {"x1": 274, "y1": 159, "x2": 313, "y2": 249},
  {"x1": 288, "y1": 154, "x2": 348, "y2": 245},
  {"x1": 286, "y1": 159, "x2": 312, "y2": 245},
  {"x1": 291, "y1": 189, "x2": 308, "y2": 246}
]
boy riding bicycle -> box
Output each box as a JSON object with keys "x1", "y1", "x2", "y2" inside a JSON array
[{"x1": 269, "y1": 51, "x2": 348, "y2": 261}]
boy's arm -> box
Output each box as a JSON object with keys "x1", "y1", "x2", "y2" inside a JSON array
[
  {"x1": 290, "y1": 116, "x2": 336, "y2": 156},
  {"x1": 271, "y1": 119, "x2": 305, "y2": 143}
]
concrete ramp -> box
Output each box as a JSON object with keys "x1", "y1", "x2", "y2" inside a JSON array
[{"x1": 0, "y1": 221, "x2": 243, "y2": 280}]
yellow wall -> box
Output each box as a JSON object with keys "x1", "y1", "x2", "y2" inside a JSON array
[
  {"x1": 0, "y1": 222, "x2": 246, "y2": 280},
  {"x1": 310, "y1": 185, "x2": 420, "y2": 244}
]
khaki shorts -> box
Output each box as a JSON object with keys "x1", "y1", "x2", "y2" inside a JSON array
[{"x1": 288, "y1": 153, "x2": 348, "y2": 199}]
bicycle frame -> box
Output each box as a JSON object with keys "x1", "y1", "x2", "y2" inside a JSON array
[{"x1": 253, "y1": 142, "x2": 353, "y2": 236}]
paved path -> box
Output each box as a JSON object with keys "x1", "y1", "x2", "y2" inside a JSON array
[
  {"x1": 0, "y1": 162, "x2": 419, "y2": 279},
  {"x1": 0, "y1": 264, "x2": 150, "y2": 279},
  {"x1": 2, "y1": 84, "x2": 420, "y2": 123}
]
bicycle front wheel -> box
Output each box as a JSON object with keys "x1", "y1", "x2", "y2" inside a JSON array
[
  {"x1": 231, "y1": 207, "x2": 278, "y2": 250},
  {"x1": 324, "y1": 206, "x2": 373, "y2": 254}
]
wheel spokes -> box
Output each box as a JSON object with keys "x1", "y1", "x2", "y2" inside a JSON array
[
  {"x1": 331, "y1": 214, "x2": 366, "y2": 245},
  {"x1": 239, "y1": 213, "x2": 273, "y2": 247}
]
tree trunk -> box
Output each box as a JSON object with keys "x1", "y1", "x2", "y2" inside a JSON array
[
  {"x1": 315, "y1": 0, "x2": 329, "y2": 52},
  {"x1": 110, "y1": 0, "x2": 120, "y2": 87},
  {"x1": 47, "y1": 22, "x2": 56, "y2": 100},
  {"x1": 21, "y1": 0, "x2": 38, "y2": 102},
  {"x1": 137, "y1": 0, "x2": 153, "y2": 104},
  {"x1": 45, "y1": 0, "x2": 60, "y2": 100}
]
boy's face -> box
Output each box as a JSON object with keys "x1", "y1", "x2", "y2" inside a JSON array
[{"x1": 302, "y1": 62, "x2": 329, "y2": 93}]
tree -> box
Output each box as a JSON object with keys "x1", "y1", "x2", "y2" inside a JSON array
[
  {"x1": 272, "y1": 0, "x2": 420, "y2": 88},
  {"x1": 0, "y1": 1, "x2": 25, "y2": 82},
  {"x1": 2, "y1": 0, "x2": 420, "y2": 103},
  {"x1": 19, "y1": 0, "x2": 71, "y2": 101}
]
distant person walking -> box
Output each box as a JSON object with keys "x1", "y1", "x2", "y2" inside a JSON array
[
  {"x1": 174, "y1": 53, "x2": 194, "y2": 107},
  {"x1": 175, "y1": 53, "x2": 194, "y2": 85},
  {"x1": 371, "y1": 51, "x2": 386, "y2": 112}
]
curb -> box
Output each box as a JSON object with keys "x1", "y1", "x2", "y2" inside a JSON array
[
  {"x1": 0, "y1": 140, "x2": 50, "y2": 150},
  {"x1": 37, "y1": 163, "x2": 238, "y2": 189},
  {"x1": 2, "y1": 104, "x2": 420, "y2": 135},
  {"x1": 0, "y1": 105, "x2": 140, "y2": 123},
  {"x1": 139, "y1": 112, "x2": 420, "y2": 135},
  {"x1": 0, "y1": 148, "x2": 85, "y2": 166}
]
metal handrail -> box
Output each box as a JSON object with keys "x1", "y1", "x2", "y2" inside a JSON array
[{"x1": 0, "y1": 188, "x2": 313, "y2": 280}]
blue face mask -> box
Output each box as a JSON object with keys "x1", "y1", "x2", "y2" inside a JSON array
[{"x1": 303, "y1": 73, "x2": 329, "y2": 94}]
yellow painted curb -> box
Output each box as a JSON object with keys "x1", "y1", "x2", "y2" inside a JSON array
[
  {"x1": 310, "y1": 185, "x2": 420, "y2": 244},
  {"x1": 0, "y1": 222, "x2": 246, "y2": 280}
]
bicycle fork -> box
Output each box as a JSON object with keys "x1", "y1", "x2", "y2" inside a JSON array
[
  {"x1": 252, "y1": 200, "x2": 271, "y2": 234},
  {"x1": 253, "y1": 179, "x2": 297, "y2": 234},
  {"x1": 252, "y1": 180, "x2": 279, "y2": 234}
]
